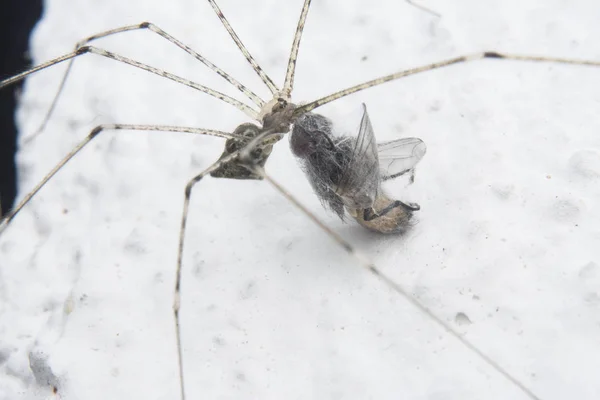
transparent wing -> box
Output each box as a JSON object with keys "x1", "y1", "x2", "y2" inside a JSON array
[
  {"x1": 377, "y1": 137, "x2": 426, "y2": 180},
  {"x1": 336, "y1": 104, "x2": 380, "y2": 204}
]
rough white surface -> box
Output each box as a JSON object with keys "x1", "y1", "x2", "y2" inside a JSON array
[{"x1": 1, "y1": 0, "x2": 600, "y2": 399}]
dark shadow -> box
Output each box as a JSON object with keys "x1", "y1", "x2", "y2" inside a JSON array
[{"x1": 0, "y1": 0, "x2": 44, "y2": 215}]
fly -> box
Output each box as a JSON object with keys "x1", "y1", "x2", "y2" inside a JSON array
[{"x1": 290, "y1": 103, "x2": 426, "y2": 233}]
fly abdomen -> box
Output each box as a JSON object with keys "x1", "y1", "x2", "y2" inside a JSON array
[{"x1": 348, "y1": 194, "x2": 415, "y2": 234}]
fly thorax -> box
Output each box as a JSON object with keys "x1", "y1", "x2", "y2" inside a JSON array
[{"x1": 290, "y1": 112, "x2": 334, "y2": 158}]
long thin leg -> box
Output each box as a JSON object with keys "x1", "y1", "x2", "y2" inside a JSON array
[
  {"x1": 295, "y1": 51, "x2": 600, "y2": 115},
  {"x1": 406, "y1": 0, "x2": 441, "y2": 18},
  {"x1": 174, "y1": 148, "x2": 247, "y2": 400},
  {"x1": 282, "y1": 0, "x2": 312, "y2": 97},
  {"x1": 363, "y1": 199, "x2": 419, "y2": 222},
  {"x1": 0, "y1": 124, "x2": 241, "y2": 236},
  {"x1": 206, "y1": 0, "x2": 280, "y2": 95},
  {"x1": 256, "y1": 166, "x2": 377, "y2": 268},
  {"x1": 381, "y1": 168, "x2": 412, "y2": 181},
  {"x1": 173, "y1": 148, "x2": 373, "y2": 399},
  {"x1": 255, "y1": 165, "x2": 540, "y2": 400},
  {"x1": 23, "y1": 23, "x2": 267, "y2": 145},
  {"x1": 0, "y1": 46, "x2": 260, "y2": 120}
]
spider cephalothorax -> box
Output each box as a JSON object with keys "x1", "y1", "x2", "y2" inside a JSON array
[{"x1": 210, "y1": 99, "x2": 297, "y2": 180}]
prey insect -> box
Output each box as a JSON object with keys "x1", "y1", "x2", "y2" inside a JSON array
[
  {"x1": 291, "y1": 104, "x2": 426, "y2": 234},
  {"x1": 1, "y1": 0, "x2": 599, "y2": 399}
]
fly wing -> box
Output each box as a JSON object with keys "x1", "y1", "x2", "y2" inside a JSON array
[
  {"x1": 377, "y1": 137, "x2": 426, "y2": 181},
  {"x1": 335, "y1": 103, "x2": 380, "y2": 207}
]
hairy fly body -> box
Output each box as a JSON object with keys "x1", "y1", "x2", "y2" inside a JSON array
[{"x1": 290, "y1": 104, "x2": 426, "y2": 234}]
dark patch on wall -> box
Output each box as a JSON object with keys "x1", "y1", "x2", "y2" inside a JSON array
[{"x1": 0, "y1": 0, "x2": 44, "y2": 215}]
